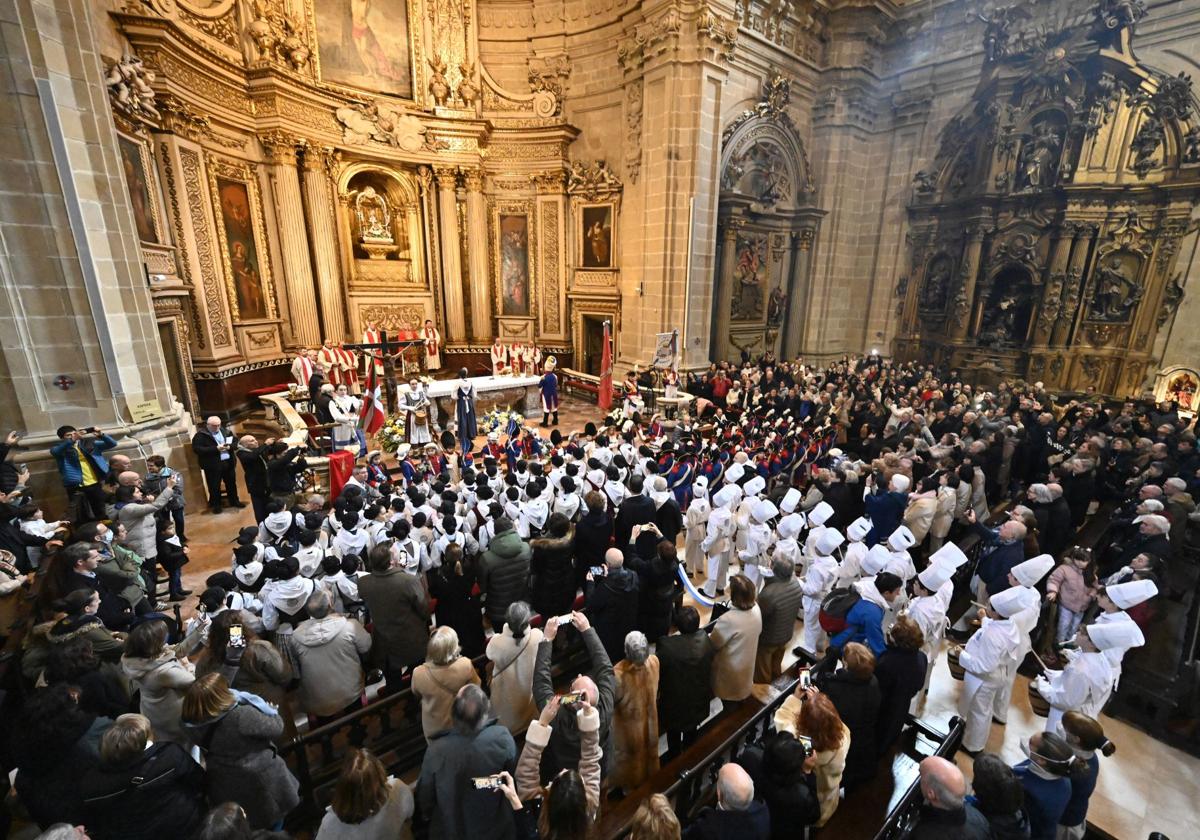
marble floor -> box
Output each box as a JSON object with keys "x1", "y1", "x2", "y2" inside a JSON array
[{"x1": 165, "y1": 394, "x2": 1197, "y2": 840}]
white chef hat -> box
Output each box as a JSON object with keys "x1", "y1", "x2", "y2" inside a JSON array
[
  {"x1": 777, "y1": 513, "x2": 805, "y2": 540},
  {"x1": 780, "y1": 488, "x2": 803, "y2": 514},
  {"x1": 744, "y1": 476, "x2": 766, "y2": 497},
  {"x1": 928, "y1": 542, "x2": 968, "y2": 570},
  {"x1": 752, "y1": 499, "x2": 779, "y2": 524},
  {"x1": 847, "y1": 516, "x2": 872, "y2": 542},
  {"x1": 815, "y1": 529, "x2": 845, "y2": 557},
  {"x1": 887, "y1": 526, "x2": 916, "y2": 551},
  {"x1": 1086, "y1": 620, "x2": 1145, "y2": 651},
  {"x1": 395, "y1": 443, "x2": 412, "y2": 459},
  {"x1": 989, "y1": 585, "x2": 1036, "y2": 618},
  {"x1": 713, "y1": 485, "x2": 742, "y2": 508},
  {"x1": 807, "y1": 501, "x2": 834, "y2": 526},
  {"x1": 724, "y1": 463, "x2": 745, "y2": 485},
  {"x1": 890, "y1": 474, "x2": 911, "y2": 493},
  {"x1": 918, "y1": 562, "x2": 954, "y2": 592},
  {"x1": 693, "y1": 475, "x2": 709, "y2": 496},
  {"x1": 1011, "y1": 554, "x2": 1055, "y2": 588},
  {"x1": 1106, "y1": 579, "x2": 1158, "y2": 609},
  {"x1": 862, "y1": 544, "x2": 891, "y2": 575}
]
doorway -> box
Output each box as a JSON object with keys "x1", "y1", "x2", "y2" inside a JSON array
[{"x1": 581, "y1": 315, "x2": 607, "y2": 376}]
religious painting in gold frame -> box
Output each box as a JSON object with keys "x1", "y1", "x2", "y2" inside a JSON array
[
  {"x1": 310, "y1": 0, "x2": 415, "y2": 100},
  {"x1": 116, "y1": 132, "x2": 161, "y2": 245},
  {"x1": 579, "y1": 202, "x2": 615, "y2": 270},
  {"x1": 206, "y1": 156, "x2": 276, "y2": 323},
  {"x1": 498, "y1": 213, "x2": 532, "y2": 317}
]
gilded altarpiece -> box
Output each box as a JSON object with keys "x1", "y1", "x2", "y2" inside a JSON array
[
  {"x1": 108, "y1": 0, "x2": 581, "y2": 411},
  {"x1": 896, "y1": 7, "x2": 1200, "y2": 397}
]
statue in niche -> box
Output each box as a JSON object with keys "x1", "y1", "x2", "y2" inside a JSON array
[
  {"x1": 352, "y1": 186, "x2": 401, "y2": 260},
  {"x1": 979, "y1": 295, "x2": 1020, "y2": 344},
  {"x1": 1088, "y1": 257, "x2": 1143, "y2": 322},
  {"x1": 920, "y1": 258, "x2": 952, "y2": 310},
  {"x1": 1016, "y1": 122, "x2": 1063, "y2": 191},
  {"x1": 1167, "y1": 372, "x2": 1197, "y2": 411},
  {"x1": 767, "y1": 284, "x2": 788, "y2": 326}
]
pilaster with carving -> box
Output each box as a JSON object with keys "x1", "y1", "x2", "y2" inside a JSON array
[
  {"x1": 301, "y1": 144, "x2": 346, "y2": 340},
  {"x1": 261, "y1": 130, "x2": 320, "y2": 347}
]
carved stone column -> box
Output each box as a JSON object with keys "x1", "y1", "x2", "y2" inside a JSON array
[
  {"x1": 784, "y1": 227, "x2": 815, "y2": 358},
  {"x1": 463, "y1": 168, "x2": 492, "y2": 342},
  {"x1": 434, "y1": 166, "x2": 467, "y2": 342},
  {"x1": 262, "y1": 132, "x2": 320, "y2": 347},
  {"x1": 949, "y1": 224, "x2": 987, "y2": 341},
  {"x1": 1052, "y1": 224, "x2": 1096, "y2": 347},
  {"x1": 713, "y1": 217, "x2": 743, "y2": 360},
  {"x1": 1030, "y1": 229, "x2": 1074, "y2": 348},
  {"x1": 301, "y1": 145, "x2": 346, "y2": 341}
]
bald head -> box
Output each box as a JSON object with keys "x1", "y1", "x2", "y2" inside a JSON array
[
  {"x1": 570, "y1": 675, "x2": 599, "y2": 706},
  {"x1": 605, "y1": 547, "x2": 624, "y2": 569},
  {"x1": 117, "y1": 470, "x2": 141, "y2": 488},
  {"x1": 919, "y1": 756, "x2": 965, "y2": 811},
  {"x1": 109, "y1": 454, "x2": 131, "y2": 472},
  {"x1": 716, "y1": 763, "x2": 754, "y2": 811}
]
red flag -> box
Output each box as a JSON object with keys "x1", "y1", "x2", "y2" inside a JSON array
[
  {"x1": 598, "y1": 320, "x2": 613, "y2": 411},
  {"x1": 328, "y1": 450, "x2": 355, "y2": 499},
  {"x1": 359, "y1": 367, "x2": 385, "y2": 437}
]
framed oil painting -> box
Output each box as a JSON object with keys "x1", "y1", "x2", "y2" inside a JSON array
[
  {"x1": 580, "y1": 203, "x2": 615, "y2": 269},
  {"x1": 207, "y1": 157, "x2": 275, "y2": 322},
  {"x1": 313, "y1": 0, "x2": 414, "y2": 99},
  {"x1": 499, "y1": 213, "x2": 531, "y2": 317},
  {"x1": 731, "y1": 232, "x2": 767, "y2": 321},
  {"x1": 117, "y1": 134, "x2": 159, "y2": 244}
]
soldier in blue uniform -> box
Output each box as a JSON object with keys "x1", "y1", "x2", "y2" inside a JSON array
[{"x1": 539, "y1": 355, "x2": 560, "y2": 427}]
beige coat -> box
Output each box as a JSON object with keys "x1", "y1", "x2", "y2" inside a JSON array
[
  {"x1": 773, "y1": 694, "x2": 851, "y2": 827},
  {"x1": 929, "y1": 485, "x2": 957, "y2": 539},
  {"x1": 611, "y1": 655, "x2": 660, "y2": 790},
  {"x1": 709, "y1": 604, "x2": 762, "y2": 701},
  {"x1": 411, "y1": 657, "x2": 481, "y2": 740},
  {"x1": 485, "y1": 625, "x2": 544, "y2": 735},
  {"x1": 902, "y1": 492, "x2": 938, "y2": 544}
]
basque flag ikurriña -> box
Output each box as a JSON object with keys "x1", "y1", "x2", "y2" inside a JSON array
[{"x1": 359, "y1": 367, "x2": 385, "y2": 437}]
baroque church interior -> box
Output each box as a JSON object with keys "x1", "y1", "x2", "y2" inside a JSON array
[{"x1": 3, "y1": 0, "x2": 1200, "y2": 838}]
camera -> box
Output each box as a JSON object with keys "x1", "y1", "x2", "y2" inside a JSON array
[{"x1": 472, "y1": 775, "x2": 505, "y2": 790}]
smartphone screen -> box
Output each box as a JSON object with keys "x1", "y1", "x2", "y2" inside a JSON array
[
  {"x1": 799, "y1": 669, "x2": 812, "y2": 690},
  {"x1": 229, "y1": 625, "x2": 245, "y2": 648},
  {"x1": 472, "y1": 775, "x2": 503, "y2": 790}
]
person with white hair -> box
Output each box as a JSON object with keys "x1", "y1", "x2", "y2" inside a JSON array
[
  {"x1": 911, "y1": 756, "x2": 991, "y2": 838},
  {"x1": 682, "y1": 762, "x2": 770, "y2": 839},
  {"x1": 610, "y1": 631, "x2": 660, "y2": 792},
  {"x1": 863, "y1": 471, "x2": 910, "y2": 547},
  {"x1": 684, "y1": 476, "x2": 712, "y2": 578},
  {"x1": 412, "y1": 626, "x2": 482, "y2": 741}
]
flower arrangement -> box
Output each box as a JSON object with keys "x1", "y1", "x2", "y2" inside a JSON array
[
  {"x1": 376, "y1": 414, "x2": 408, "y2": 453},
  {"x1": 481, "y1": 408, "x2": 524, "y2": 437}
]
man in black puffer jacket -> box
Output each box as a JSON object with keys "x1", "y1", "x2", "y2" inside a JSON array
[
  {"x1": 586, "y1": 547, "x2": 640, "y2": 664},
  {"x1": 81, "y1": 713, "x2": 206, "y2": 840},
  {"x1": 479, "y1": 517, "x2": 532, "y2": 628}
]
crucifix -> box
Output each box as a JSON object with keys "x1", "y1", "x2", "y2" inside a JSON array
[{"x1": 342, "y1": 330, "x2": 426, "y2": 413}]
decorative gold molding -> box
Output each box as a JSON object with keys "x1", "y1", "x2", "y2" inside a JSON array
[{"x1": 179, "y1": 146, "x2": 231, "y2": 347}]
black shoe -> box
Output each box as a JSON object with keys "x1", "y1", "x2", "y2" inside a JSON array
[
  {"x1": 715, "y1": 588, "x2": 725, "y2": 596},
  {"x1": 992, "y1": 717, "x2": 1007, "y2": 726},
  {"x1": 168, "y1": 591, "x2": 186, "y2": 602},
  {"x1": 209, "y1": 506, "x2": 223, "y2": 515},
  {"x1": 552, "y1": 413, "x2": 559, "y2": 426},
  {"x1": 229, "y1": 501, "x2": 247, "y2": 509}
]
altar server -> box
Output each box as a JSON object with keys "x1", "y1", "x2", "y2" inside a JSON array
[
  {"x1": 490, "y1": 338, "x2": 508, "y2": 375},
  {"x1": 422, "y1": 319, "x2": 442, "y2": 370},
  {"x1": 958, "y1": 585, "x2": 1040, "y2": 754},
  {"x1": 291, "y1": 348, "x2": 315, "y2": 388}
]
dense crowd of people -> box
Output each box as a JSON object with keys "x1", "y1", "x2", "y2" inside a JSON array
[{"x1": 0, "y1": 351, "x2": 1194, "y2": 840}]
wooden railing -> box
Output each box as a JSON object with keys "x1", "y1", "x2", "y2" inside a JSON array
[
  {"x1": 870, "y1": 716, "x2": 965, "y2": 840},
  {"x1": 281, "y1": 631, "x2": 592, "y2": 827}
]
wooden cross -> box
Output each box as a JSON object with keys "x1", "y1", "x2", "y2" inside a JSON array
[{"x1": 342, "y1": 330, "x2": 426, "y2": 413}]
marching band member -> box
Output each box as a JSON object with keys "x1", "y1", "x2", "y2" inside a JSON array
[
  {"x1": 802, "y1": 501, "x2": 835, "y2": 562},
  {"x1": 992, "y1": 554, "x2": 1056, "y2": 722},
  {"x1": 399, "y1": 378, "x2": 432, "y2": 446},
  {"x1": 1035, "y1": 621, "x2": 1127, "y2": 735},
  {"x1": 836, "y1": 516, "x2": 872, "y2": 587},
  {"x1": 958, "y1": 585, "x2": 1040, "y2": 754},
  {"x1": 1091, "y1": 579, "x2": 1156, "y2": 686},
  {"x1": 738, "y1": 498, "x2": 778, "y2": 589},
  {"x1": 904, "y1": 543, "x2": 965, "y2": 705},
  {"x1": 684, "y1": 476, "x2": 711, "y2": 578},
  {"x1": 702, "y1": 484, "x2": 741, "y2": 598},
  {"x1": 883, "y1": 526, "x2": 918, "y2": 583},
  {"x1": 800, "y1": 528, "x2": 844, "y2": 656}
]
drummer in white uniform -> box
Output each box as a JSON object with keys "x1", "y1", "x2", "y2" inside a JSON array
[
  {"x1": 958, "y1": 585, "x2": 1040, "y2": 754},
  {"x1": 702, "y1": 483, "x2": 741, "y2": 597},
  {"x1": 1034, "y1": 621, "x2": 1133, "y2": 735},
  {"x1": 836, "y1": 516, "x2": 872, "y2": 587},
  {"x1": 1090, "y1": 579, "x2": 1156, "y2": 686},
  {"x1": 683, "y1": 476, "x2": 711, "y2": 578},
  {"x1": 800, "y1": 528, "x2": 844, "y2": 656}
]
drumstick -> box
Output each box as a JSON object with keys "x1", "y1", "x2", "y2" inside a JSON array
[{"x1": 1029, "y1": 649, "x2": 1052, "y2": 672}]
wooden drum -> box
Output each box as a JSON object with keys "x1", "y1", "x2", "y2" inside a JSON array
[
  {"x1": 947, "y1": 645, "x2": 965, "y2": 681},
  {"x1": 1028, "y1": 681, "x2": 1051, "y2": 717}
]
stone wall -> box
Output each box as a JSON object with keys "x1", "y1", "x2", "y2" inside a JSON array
[{"x1": 0, "y1": 0, "x2": 194, "y2": 514}]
